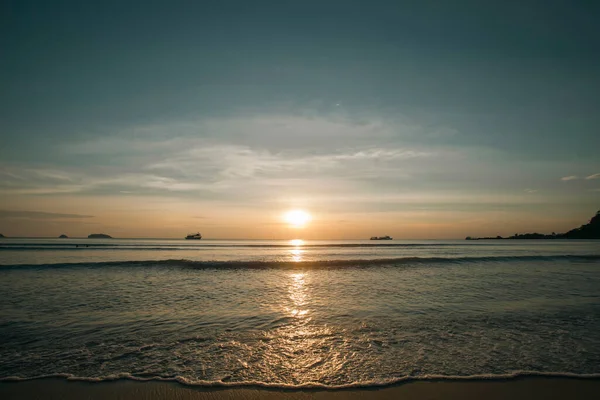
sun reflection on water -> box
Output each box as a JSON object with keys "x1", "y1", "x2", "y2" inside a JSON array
[
  {"x1": 289, "y1": 239, "x2": 305, "y2": 262},
  {"x1": 287, "y1": 272, "x2": 308, "y2": 317},
  {"x1": 290, "y1": 248, "x2": 304, "y2": 262},
  {"x1": 261, "y1": 270, "x2": 349, "y2": 384}
]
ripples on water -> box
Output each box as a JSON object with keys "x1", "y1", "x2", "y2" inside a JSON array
[{"x1": 0, "y1": 239, "x2": 599, "y2": 386}]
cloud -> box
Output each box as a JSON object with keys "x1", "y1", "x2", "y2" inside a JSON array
[
  {"x1": 144, "y1": 142, "x2": 433, "y2": 186},
  {"x1": 585, "y1": 173, "x2": 600, "y2": 180},
  {"x1": 2, "y1": 113, "x2": 431, "y2": 198},
  {"x1": 561, "y1": 173, "x2": 600, "y2": 181},
  {"x1": 560, "y1": 175, "x2": 579, "y2": 181},
  {"x1": 0, "y1": 210, "x2": 94, "y2": 219},
  {"x1": 1, "y1": 112, "x2": 592, "y2": 216},
  {"x1": 0, "y1": 164, "x2": 221, "y2": 196}
]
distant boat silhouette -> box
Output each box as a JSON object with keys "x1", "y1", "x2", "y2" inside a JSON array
[
  {"x1": 185, "y1": 232, "x2": 202, "y2": 240},
  {"x1": 370, "y1": 235, "x2": 392, "y2": 240}
]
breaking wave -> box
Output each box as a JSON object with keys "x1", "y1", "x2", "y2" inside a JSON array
[{"x1": 1, "y1": 254, "x2": 599, "y2": 269}]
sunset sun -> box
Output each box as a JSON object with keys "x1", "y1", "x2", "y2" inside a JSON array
[{"x1": 283, "y1": 210, "x2": 312, "y2": 228}]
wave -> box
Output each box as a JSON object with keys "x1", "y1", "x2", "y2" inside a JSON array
[
  {"x1": 1, "y1": 255, "x2": 599, "y2": 269},
  {"x1": 2, "y1": 371, "x2": 600, "y2": 389}
]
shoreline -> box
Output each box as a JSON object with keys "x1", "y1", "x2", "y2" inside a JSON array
[{"x1": 2, "y1": 377, "x2": 600, "y2": 400}]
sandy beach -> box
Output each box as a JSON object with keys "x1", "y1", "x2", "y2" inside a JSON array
[{"x1": 1, "y1": 378, "x2": 600, "y2": 400}]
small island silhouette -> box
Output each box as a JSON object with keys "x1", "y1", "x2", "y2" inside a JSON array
[
  {"x1": 59, "y1": 234, "x2": 68, "y2": 238},
  {"x1": 466, "y1": 210, "x2": 600, "y2": 240},
  {"x1": 88, "y1": 233, "x2": 112, "y2": 239},
  {"x1": 0, "y1": 233, "x2": 4, "y2": 238}
]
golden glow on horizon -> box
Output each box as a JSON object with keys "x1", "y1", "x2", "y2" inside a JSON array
[
  {"x1": 283, "y1": 209, "x2": 312, "y2": 228},
  {"x1": 290, "y1": 239, "x2": 304, "y2": 246}
]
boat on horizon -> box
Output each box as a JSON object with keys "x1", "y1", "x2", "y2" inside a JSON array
[
  {"x1": 370, "y1": 235, "x2": 392, "y2": 240},
  {"x1": 185, "y1": 232, "x2": 202, "y2": 240}
]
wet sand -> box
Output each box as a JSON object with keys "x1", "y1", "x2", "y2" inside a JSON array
[{"x1": 1, "y1": 377, "x2": 599, "y2": 400}]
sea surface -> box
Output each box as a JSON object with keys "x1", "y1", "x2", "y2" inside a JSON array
[{"x1": 1, "y1": 238, "x2": 600, "y2": 388}]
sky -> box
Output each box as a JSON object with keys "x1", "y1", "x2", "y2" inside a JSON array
[{"x1": 1, "y1": 0, "x2": 599, "y2": 239}]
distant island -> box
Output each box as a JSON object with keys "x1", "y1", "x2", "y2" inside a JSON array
[
  {"x1": 0, "y1": 233, "x2": 4, "y2": 238},
  {"x1": 59, "y1": 234, "x2": 68, "y2": 238},
  {"x1": 467, "y1": 210, "x2": 600, "y2": 240},
  {"x1": 370, "y1": 235, "x2": 393, "y2": 240},
  {"x1": 88, "y1": 233, "x2": 112, "y2": 239}
]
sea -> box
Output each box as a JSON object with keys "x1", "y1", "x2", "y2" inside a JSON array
[{"x1": 1, "y1": 238, "x2": 599, "y2": 388}]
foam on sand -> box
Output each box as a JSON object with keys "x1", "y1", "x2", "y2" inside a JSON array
[{"x1": 1, "y1": 376, "x2": 600, "y2": 400}]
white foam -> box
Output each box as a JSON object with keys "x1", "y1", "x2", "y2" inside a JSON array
[{"x1": 2, "y1": 371, "x2": 600, "y2": 389}]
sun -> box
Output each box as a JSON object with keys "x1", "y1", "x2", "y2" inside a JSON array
[{"x1": 283, "y1": 209, "x2": 312, "y2": 228}]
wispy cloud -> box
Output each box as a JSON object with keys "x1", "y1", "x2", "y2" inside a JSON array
[
  {"x1": 0, "y1": 210, "x2": 94, "y2": 219},
  {"x1": 560, "y1": 175, "x2": 579, "y2": 181},
  {"x1": 145, "y1": 143, "x2": 433, "y2": 184},
  {"x1": 585, "y1": 173, "x2": 600, "y2": 180},
  {"x1": 1, "y1": 111, "x2": 596, "y2": 234},
  {"x1": 561, "y1": 173, "x2": 600, "y2": 181}
]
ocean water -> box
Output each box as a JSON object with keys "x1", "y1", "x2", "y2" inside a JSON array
[{"x1": 1, "y1": 238, "x2": 599, "y2": 388}]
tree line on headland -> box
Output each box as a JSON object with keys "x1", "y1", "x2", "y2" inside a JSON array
[{"x1": 466, "y1": 210, "x2": 600, "y2": 240}]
